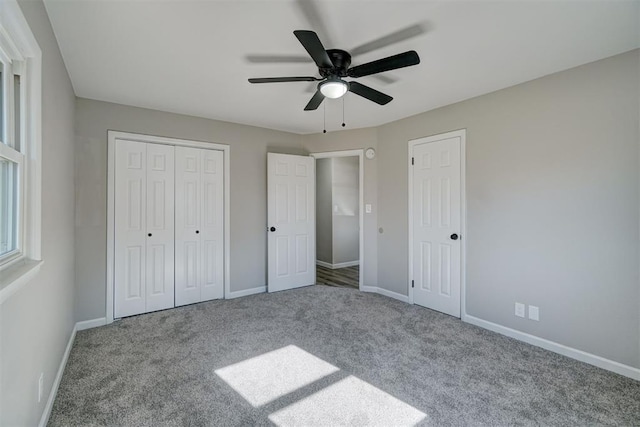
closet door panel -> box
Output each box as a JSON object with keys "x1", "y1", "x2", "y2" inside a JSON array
[
  {"x1": 114, "y1": 140, "x2": 147, "y2": 318},
  {"x1": 200, "y1": 149, "x2": 224, "y2": 301},
  {"x1": 145, "y1": 143, "x2": 175, "y2": 312},
  {"x1": 175, "y1": 146, "x2": 202, "y2": 306}
]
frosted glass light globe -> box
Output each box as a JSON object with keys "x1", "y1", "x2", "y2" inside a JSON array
[{"x1": 320, "y1": 80, "x2": 348, "y2": 99}]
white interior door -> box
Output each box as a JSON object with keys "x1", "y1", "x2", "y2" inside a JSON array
[
  {"x1": 114, "y1": 140, "x2": 147, "y2": 317},
  {"x1": 200, "y1": 149, "x2": 224, "y2": 301},
  {"x1": 145, "y1": 143, "x2": 175, "y2": 312},
  {"x1": 175, "y1": 146, "x2": 225, "y2": 306},
  {"x1": 175, "y1": 146, "x2": 202, "y2": 306},
  {"x1": 267, "y1": 153, "x2": 315, "y2": 292},
  {"x1": 114, "y1": 140, "x2": 175, "y2": 318},
  {"x1": 411, "y1": 134, "x2": 462, "y2": 317}
]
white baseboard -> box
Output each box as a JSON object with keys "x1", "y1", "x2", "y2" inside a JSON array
[
  {"x1": 464, "y1": 314, "x2": 640, "y2": 381},
  {"x1": 226, "y1": 286, "x2": 266, "y2": 299},
  {"x1": 35, "y1": 295, "x2": 638, "y2": 427},
  {"x1": 39, "y1": 316, "x2": 110, "y2": 426},
  {"x1": 361, "y1": 286, "x2": 410, "y2": 303},
  {"x1": 76, "y1": 317, "x2": 107, "y2": 331},
  {"x1": 316, "y1": 260, "x2": 360, "y2": 269},
  {"x1": 333, "y1": 261, "x2": 360, "y2": 269},
  {"x1": 372, "y1": 287, "x2": 410, "y2": 303},
  {"x1": 39, "y1": 325, "x2": 76, "y2": 427}
]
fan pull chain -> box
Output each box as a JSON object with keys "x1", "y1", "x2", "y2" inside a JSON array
[
  {"x1": 342, "y1": 96, "x2": 346, "y2": 128},
  {"x1": 323, "y1": 102, "x2": 327, "y2": 134}
]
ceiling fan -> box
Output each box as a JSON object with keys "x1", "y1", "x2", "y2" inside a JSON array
[{"x1": 248, "y1": 30, "x2": 420, "y2": 111}]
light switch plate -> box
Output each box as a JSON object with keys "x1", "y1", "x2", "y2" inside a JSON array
[
  {"x1": 365, "y1": 204, "x2": 372, "y2": 214},
  {"x1": 515, "y1": 302, "x2": 525, "y2": 318}
]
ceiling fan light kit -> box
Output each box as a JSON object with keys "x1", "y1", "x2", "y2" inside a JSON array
[
  {"x1": 319, "y1": 78, "x2": 348, "y2": 99},
  {"x1": 248, "y1": 30, "x2": 421, "y2": 113}
]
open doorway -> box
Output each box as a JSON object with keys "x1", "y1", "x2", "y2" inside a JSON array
[{"x1": 311, "y1": 150, "x2": 364, "y2": 290}]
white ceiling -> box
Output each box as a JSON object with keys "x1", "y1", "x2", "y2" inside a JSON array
[{"x1": 43, "y1": 0, "x2": 639, "y2": 134}]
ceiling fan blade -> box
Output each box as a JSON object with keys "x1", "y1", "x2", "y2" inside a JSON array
[
  {"x1": 248, "y1": 77, "x2": 319, "y2": 83},
  {"x1": 348, "y1": 51, "x2": 420, "y2": 78},
  {"x1": 304, "y1": 90, "x2": 325, "y2": 111},
  {"x1": 294, "y1": 0, "x2": 333, "y2": 47},
  {"x1": 245, "y1": 54, "x2": 312, "y2": 64},
  {"x1": 294, "y1": 30, "x2": 334, "y2": 69},
  {"x1": 348, "y1": 81, "x2": 393, "y2": 105},
  {"x1": 350, "y1": 24, "x2": 427, "y2": 57}
]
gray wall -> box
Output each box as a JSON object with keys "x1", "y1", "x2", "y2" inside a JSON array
[
  {"x1": 76, "y1": 115, "x2": 379, "y2": 319},
  {"x1": 0, "y1": 7, "x2": 634, "y2": 425},
  {"x1": 375, "y1": 50, "x2": 640, "y2": 368},
  {"x1": 331, "y1": 157, "x2": 359, "y2": 264},
  {"x1": 73, "y1": 48, "x2": 639, "y2": 371},
  {"x1": 75, "y1": 99, "x2": 304, "y2": 321},
  {"x1": 0, "y1": 0, "x2": 76, "y2": 425},
  {"x1": 316, "y1": 158, "x2": 333, "y2": 264}
]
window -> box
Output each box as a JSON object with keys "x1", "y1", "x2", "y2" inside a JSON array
[
  {"x1": 0, "y1": 0, "x2": 42, "y2": 294},
  {"x1": 0, "y1": 50, "x2": 25, "y2": 265}
]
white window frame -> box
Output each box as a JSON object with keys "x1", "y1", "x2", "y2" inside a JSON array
[
  {"x1": 0, "y1": 44, "x2": 25, "y2": 265},
  {"x1": 0, "y1": 0, "x2": 43, "y2": 304}
]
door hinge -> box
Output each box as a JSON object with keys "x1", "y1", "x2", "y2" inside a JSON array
[
  {"x1": 411, "y1": 279, "x2": 414, "y2": 288},
  {"x1": 411, "y1": 157, "x2": 414, "y2": 165}
]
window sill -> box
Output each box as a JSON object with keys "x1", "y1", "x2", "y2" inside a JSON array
[{"x1": 0, "y1": 258, "x2": 43, "y2": 304}]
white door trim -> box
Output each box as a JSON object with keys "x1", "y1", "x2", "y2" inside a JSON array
[
  {"x1": 408, "y1": 130, "x2": 467, "y2": 319},
  {"x1": 106, "y1": 131, "x2": 230, "y2": 324},
  {"x1": 310, "y1": 149, "x2": 364, "y2": 290}
]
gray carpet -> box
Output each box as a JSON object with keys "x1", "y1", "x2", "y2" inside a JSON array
[{"x1": 49, "y1": 286, "x2": 640, "y2": 426}]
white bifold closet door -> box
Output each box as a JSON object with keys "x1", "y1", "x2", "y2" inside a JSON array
[
  {"x1": 114, "y1": 140, "x2": 175, "y2": 318},
  {"x1": 175, "y1": 146, "x2": 224, "y2": 306}
]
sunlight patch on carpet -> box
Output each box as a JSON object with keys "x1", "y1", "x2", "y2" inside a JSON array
[
  {"x1": 214, "y1": 345, "x2": 339, "y2": 407},
  {"x1": 268, "y1": 375, "x2": 427, "y2": 426}
]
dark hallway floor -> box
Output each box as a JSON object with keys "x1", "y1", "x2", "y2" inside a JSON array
[{"x1": 316, "y1": 265, "x2": 359, "y2": 289}]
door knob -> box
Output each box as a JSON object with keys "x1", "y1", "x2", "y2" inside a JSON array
[
  {"x1": 148, "y1": 233, "x2": 152, "y2": 237},
  {"x1": 450, "y1": 233, "x2": 459, "y2": 240},
  {"x1": 270, "y1": 226, "x2": 276, "y2": 232},
  {"x1": 196, "y1": 230, "x2": 199, "y2": 234}
]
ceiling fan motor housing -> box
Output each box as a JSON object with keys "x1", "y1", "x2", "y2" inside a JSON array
[{"x1": 321, "y1": 49, "x2": 352, "y2": 77}]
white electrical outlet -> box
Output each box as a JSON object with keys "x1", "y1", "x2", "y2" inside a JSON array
[
  {"x1": 38, "y1": 373, "x2": 44, "y2": 402},
  {"x1": 515, "y1": 302, "x2": 525, "y2": 318},
  {"x1": 529, "y1": 305, "x2": 539, "y2": 321},
  {"x1": 365, "y1": 204, "x2": 372, "y2": 214}
]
